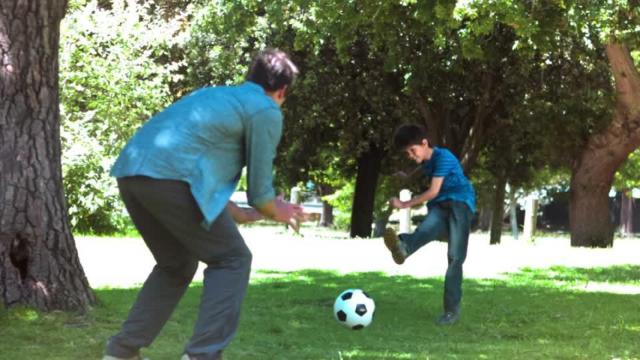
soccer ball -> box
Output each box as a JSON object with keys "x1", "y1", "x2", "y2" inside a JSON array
[{"x1": 333, "y1": 289, "x2": 375, "y2": 330}]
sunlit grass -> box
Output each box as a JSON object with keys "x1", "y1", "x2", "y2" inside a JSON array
[{"x1": 1, "y1": 266, "x2": 639, "y2": 359}]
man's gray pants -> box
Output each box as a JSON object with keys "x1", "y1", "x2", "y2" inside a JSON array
[{"x1": 106, "y1": 176, "x2": 252, "y2": 360}]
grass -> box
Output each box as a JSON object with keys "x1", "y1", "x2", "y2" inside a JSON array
[{"x1": 1, "y1": 266, "x2": 639, "y2": 360}]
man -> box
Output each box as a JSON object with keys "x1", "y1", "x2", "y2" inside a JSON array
[{"x1": 103, "y1": 49, "x2": 303, "y2": 360}]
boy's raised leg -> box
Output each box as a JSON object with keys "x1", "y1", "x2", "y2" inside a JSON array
[{"x1": 383, "y1": 228, "x2": 407, "y2": 264}]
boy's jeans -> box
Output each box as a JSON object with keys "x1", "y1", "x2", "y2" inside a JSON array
[
  {"x1": 399, "y1": 201, "x2": 472, "y2": 313},
  {"x1": 106, "y1": 176, "x2": 250, "y2": 360}
]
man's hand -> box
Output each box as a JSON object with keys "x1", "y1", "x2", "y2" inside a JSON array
[
  {"x1": 258, "y1": 197, "x2": 303, "y2": 228},
  {"x1": 272, "y1": 197, "x2": 304, "y2": 223}
]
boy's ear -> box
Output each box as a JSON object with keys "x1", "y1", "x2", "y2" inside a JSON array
[{"x1": 422, "y1": 138, "x2": 430, "y2": 147}]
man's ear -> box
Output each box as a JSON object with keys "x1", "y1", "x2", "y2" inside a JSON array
[
  {"x1": 422, "y1": 138, "x2": 430, "y2": 147},
  {"x1": 276, "y1": 86, "x2": 287, "y2": 100}
]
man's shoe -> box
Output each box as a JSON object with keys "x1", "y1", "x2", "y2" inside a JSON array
[
  {"x1": 436, "y1": 311, "x2": 460, "y2": 326},
  {"x1": 102, "y1": 355, "x2": 149, "y2": 360},
  {"x1": 383, "y1": 228, "x2": 407, "y2": 264}
]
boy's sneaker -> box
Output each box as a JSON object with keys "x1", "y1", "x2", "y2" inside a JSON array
[
  {"x1": 102, "y1": 355, "x2": 149, "y2": 360},
  {"x1": 383, "y1": 228, "x2": 407, "y2": 264},
  {"x1": 181, "y1": 352, "x2": 223, "y2": 360},
  {"x1": 436, "y1": 311, "x2": 460, "y2": 326}
]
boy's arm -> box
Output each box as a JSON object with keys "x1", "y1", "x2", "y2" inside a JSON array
[
  {"x1": 393, "y1": 164, "x2": 422, "y2": 180},
  {"x1": 390, "y1": 177, "x2": 444, "y2": 209}
]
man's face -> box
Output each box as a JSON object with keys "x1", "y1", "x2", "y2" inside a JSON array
[{"x1": 404, "y1": 140, "x2": 429, "y2": 163}]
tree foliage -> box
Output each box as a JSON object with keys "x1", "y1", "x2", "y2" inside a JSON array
[
  {"x1": 60, "y1": 0, "x2": 187, "y2": 233},
  {"x1": 58, "y1": 0, "x2": 640, "y2": 243}
]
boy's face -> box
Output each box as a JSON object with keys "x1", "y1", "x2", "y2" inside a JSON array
[{"x1": 404, "y1": 139, "x2": 430, "y2": 163}]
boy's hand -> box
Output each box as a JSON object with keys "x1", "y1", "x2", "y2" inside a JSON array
[{"x1": 389, "y1": 197, "x2": 409, "y2": 209}]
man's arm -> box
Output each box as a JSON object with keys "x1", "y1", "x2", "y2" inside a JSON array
[
  {"x1": 390, "y1": 177, "x2": 444, "y2": 209},
  {"x1": 226, "y1": 201, "x2": 264, "y2": 224}
]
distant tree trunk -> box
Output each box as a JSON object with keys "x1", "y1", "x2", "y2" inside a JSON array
[
  {"x1": 476, "y1": 203, "x2": 492, "y2": 231},
  {"x1": 570, "y1": 43, "x2": 640, "y2": 248},
  {"x1": 0, "y1": 0, "x2": 96, "y2": 311},
  {"x1": 522, "y1": 195, "x2": 539, "y2": 242},
  {"x1": 620, "y1": 190, "x2": 633, "y2": 236},
  {"x1": 489, "y1": 174, "x2": 507, "y2": 245},
  {"x1": 350, "y1": 145, "x2": 383, "y2": 238},
  {"x1": 321, "y1": 202, "x2": 334, "y2": 227},
  {"x1": 372, "y1": 207, "x2": 392, "y2": 238},
  {"x1": 509, "y1": 186, "x2": 519, "y2": 240},
  {"x1": 317, "y1": 184, "x2": 334, "y2": 227}
]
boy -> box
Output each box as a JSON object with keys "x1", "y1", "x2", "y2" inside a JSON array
[
  {"x1": 384, "y1": 124, "x2": 475, "y2": 326},
  {"x1": 103, "y1": 49, "x2": 303, "y2": 360}
]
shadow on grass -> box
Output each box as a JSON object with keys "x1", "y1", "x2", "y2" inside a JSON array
[
  {"x1": 507, "y1": 264, "x2": 640, "y2": 284},
  {"x1": 2, "y1": 266, "x2": 640, "y2": 360}
]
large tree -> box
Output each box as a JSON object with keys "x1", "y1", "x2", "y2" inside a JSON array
[
  {"x1": 569, "y1": 42, "x2": 640, "y2": 247},
  {"x1": 560, "y1": 2, "x2": 640, "y2": 247},
  {"x1": 0, "y1": 0, "x2": 95, "y2": 311}
]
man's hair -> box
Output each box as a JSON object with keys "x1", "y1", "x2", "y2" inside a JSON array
[
  {"x1": 246, "y1": 49, "x2": 299, "y2": 92},
  {"x1": 393, "y1": 124, "x2": 430, "y2": 150}
]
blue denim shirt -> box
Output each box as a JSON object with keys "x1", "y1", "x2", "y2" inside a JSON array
[
  {"x1": 421, "y1": 147, "x2": 476, "y2": 213},
  {"x1": 111, "y1": 81, "x2": 282, "y2": 226}
]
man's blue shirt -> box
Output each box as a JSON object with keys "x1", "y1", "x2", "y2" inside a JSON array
[
  {"x1": 111, "y1": 81, "x2": 282, "y2": 226},
  {"x1": 421, "y1": 147, "x2": 476, "y2": 213}
]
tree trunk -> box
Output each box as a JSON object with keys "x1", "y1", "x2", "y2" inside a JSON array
[
  {"x1": 320, "y1": 202, "x2": 334, "y2": 227},
  {"x1": 350, "y1": 145, "x2": 383, "y2": 238},
  {"x1": 0, "y1": 0, "x2": 96, "y2": 311},
  {"x1": 569, "y1": 177, "x2": 614, "y2": 247},
  {"x1": 570, "y1": 43, "x2": 640, "y2": 247},
  {"x1": 620, "y1": 190, "x2": 633, "y2": 236},
  {"x1": 476, "y1": 203, "x2": 492, "y2": 231},
  {"x1": 523, "y1": 195, "x2": 538, "y2": 242},
  {"x1": 317, "y1": 184, "x2": 334, "y2": 227},
  {"x1": 489, "y1": 174, "x2": 507, "y2": 245},
  {"x1": 509, "y1": 185, "x2": 519, "y2": 240},
  {"x1": 372, "y1": 207, "x2": 392, "y2": 238}
]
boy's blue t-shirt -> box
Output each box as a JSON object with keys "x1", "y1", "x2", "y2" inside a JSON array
[
  {"x1": 110, "y1": 81, "x2": 282, "y2": 227},
  {"x1": 421, "y1": 147, "x2": 476, "y2": 213}
]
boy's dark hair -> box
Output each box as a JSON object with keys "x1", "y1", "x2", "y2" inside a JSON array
[
  {"x1": 246, "y1": 49, "x2": 299, "y2": 92},
  {"x1": 393, "y1": 124, "x2": 430, "y2": 150}
]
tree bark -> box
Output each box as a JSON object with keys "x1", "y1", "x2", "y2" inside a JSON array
[
  {"x1": 350, "y1": 145, "x2": 383, "y2": 238},
  {"x1": 317, "y1": 184, "x2": 334, "y2": 227},
  {"x1": 620, "y1": 190, "x2": 633, "y2": 236},
  {"x1": 570, "y1": 42, "x2": 640, "y2": 247},
  {"x1": 489, "y1": 174, "x2": 507, "y2": 245},
  {"x1": 509, "y1": 186, "x2": 519, "y2": 240},
  {"x1": 0, "y1": 0, "x2": 96, "y2": 311},
  {"x1": 476, "y1": 203, "x2": 492, "y2": 231}
]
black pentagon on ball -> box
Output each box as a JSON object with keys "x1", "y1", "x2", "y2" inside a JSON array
[
  {"x1": 355, "y1": 304, "x2": 367, "y2": 316},
  {"x1": 362, "y1": 291, "x2": 371, "y2": 298},
  {"x1": 341, "y1": 291, "x2": 353, "y2": 301},
  {"x1": 352, "y1": 324, "x2": 364, "y2": 330},
  {"x1": 336, "y1": 310, "x2": 347, "y2": 321}
]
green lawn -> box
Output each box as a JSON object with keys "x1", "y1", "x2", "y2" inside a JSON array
[{"x1": 1, "y1": 265, "x2": 639, "y2": 360}]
